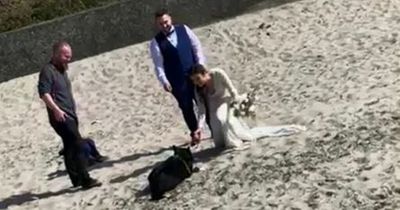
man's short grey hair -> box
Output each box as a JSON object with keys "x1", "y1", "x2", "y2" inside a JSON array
[{"x1": 52, "y1": 41, "x2": 70, "y2": 54}]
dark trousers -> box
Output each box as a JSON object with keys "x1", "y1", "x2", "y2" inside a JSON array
[
  {"x1": 50, "y1": 116, "x2": 91, "y2": 186},
  {"x1": 59, "y1": 138, "x2": 101, "y2": 163},
  {"x1": 171, "y1": 82, "x2": 198, "y2": 134}
]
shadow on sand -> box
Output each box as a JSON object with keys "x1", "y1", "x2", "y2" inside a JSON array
[
  {"x1": 0, "y1": 187, "x2": 82, "y2": 209},
  {"x1": 1, "y1": 138, "x2": 233, "y2": 208},
  {"x1": 46, "y1": 140, "x2": 207, "y2": 180}
]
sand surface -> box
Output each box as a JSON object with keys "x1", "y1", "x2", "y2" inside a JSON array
[{"x1": 1, "y1": 0, "x2": 400, "y2": 209}]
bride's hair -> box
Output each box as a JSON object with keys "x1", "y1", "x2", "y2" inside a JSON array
[
  {"x1": 190, "y1": 64, "x2": 208, "y2": 101},
  {"x1": 190, "y1": 64, "x2": 208, "y2": 76}
]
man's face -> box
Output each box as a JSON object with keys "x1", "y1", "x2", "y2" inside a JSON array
[
  {"x1": 55, "y1": 45, "x2": 72, "y2": 70},
  {"x1": 156, "y1": 14, "x2": 172, "y2": 33}
]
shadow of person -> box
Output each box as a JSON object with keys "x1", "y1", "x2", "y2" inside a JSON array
[
  {"x1": 0, "y1": 187, "x2": 81, "y2": 209},
  {"x1": 47, "y1": 169, "x2": 68, "y2": 180},
  {"x1": 46, "y1": 141, "x2": 197, "y2": 181},
  {"x1": 109, "y1": 145, "x2": 227, "y2": 185}
]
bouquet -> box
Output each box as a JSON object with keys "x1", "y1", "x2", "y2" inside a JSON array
[{"x1": 230, "y1": 88, "x2": 258, "y2": 118}]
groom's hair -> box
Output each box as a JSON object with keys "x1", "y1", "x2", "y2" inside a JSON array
[
  {"x1": 190, "y1": 64, "x2": 208, "y2": 76},
  {"x1": 154, "y1": 8, "x2": 170, "y2": 18}
]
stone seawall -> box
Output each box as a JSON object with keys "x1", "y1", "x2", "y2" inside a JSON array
[{"x1": 0, "y1": 0, "x2": 293, "y2": 82}]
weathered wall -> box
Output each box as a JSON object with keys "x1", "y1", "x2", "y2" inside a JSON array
[{"x1": 0, "y1": 0, "x2": 294, "y2": 83}]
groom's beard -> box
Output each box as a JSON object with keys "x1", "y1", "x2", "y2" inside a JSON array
[{"x1": 163, "y1": 25, "x2": 172, "y2": 34}]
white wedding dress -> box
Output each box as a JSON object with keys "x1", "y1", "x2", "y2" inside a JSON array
[{"x1": 195, "y1": 68, "x2": 305, "y2": 149}]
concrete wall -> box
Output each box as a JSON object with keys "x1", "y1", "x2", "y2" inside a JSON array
[{"x1": 0, "y1": 0, "x2": 294, "y2": 83}]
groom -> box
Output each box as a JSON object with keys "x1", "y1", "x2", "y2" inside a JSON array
[{"x1": 149, "y1": 9, "x2": 206, "y2": 143}]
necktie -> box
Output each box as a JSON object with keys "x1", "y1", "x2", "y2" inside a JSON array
[{"x1": 165, "y1": 29, "x2": 175, "y2": 37}]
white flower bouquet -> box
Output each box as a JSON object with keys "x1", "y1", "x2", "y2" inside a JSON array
[{"x1": 230, "y1": 88, "x2": 258, "y2": 118}]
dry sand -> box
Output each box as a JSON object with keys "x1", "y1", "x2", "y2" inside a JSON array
[{"x1": 2, "y1": 0, "x2": 400, "y2": 209}]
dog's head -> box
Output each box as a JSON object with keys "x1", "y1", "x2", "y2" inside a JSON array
[{"x1": 172, "y1": 146, "x2": 193, "y2": 164}]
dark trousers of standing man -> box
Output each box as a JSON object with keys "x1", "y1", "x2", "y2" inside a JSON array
[
  {"x1": 171, "y1": 80, "x2": 198, "y2": 136},
  {"x1": 50, "y1": 115, "x2": 91, "y2": 187}
]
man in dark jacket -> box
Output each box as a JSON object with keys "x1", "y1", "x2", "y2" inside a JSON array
[{"x1": 38, "y1": 41, "x2": 102, "y2": 189}]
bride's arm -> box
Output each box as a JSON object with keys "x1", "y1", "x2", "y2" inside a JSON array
[
  {"x1": 215, "y1": 68, "x2": 243, "y2": 101},
  {"x1": 194, "y1": 90, "x2": 206, "y2": 129}
]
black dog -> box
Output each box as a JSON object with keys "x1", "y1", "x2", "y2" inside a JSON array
[{"x1": 148, "y1": 146, "x2": 195, "y2": 200}]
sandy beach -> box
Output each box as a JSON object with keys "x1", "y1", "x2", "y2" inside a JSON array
[{"x1": 1, "y1": 0, "x2": 400, "y2": 209}]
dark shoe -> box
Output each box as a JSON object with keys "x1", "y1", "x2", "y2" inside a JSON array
[
  {"x1": 95, "y1": 155, "x2": 109, "y2": 163},
  {"x1": 81, "y1": 178, "x2": 102, "y2": 189},
  {"x1": 72, "y1": 182, "x2": 81, "y2": 188}
]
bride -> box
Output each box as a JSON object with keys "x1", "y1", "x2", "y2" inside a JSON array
[{"x1": 190, "y1": 64, "x2": 306, "y2": 149}]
